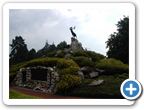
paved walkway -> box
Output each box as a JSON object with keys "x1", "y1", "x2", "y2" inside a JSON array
[{"x1": 9, "y1": 87, "x2": 88, "y2": 99}]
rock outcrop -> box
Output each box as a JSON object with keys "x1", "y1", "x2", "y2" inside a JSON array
[{"x1": 70, "y1": 37, "x2": 82, "y2": 50}]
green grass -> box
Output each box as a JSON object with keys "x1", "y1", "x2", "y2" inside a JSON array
[{"x1": 9, "y1": 90, "x2": 41, "y2": 99}]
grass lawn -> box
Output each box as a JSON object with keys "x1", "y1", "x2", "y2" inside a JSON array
[{"x1": 9, "y1": 90, "x2": 41, "y2": 99}]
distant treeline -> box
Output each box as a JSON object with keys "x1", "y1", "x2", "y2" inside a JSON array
[{"x1": 9, "y1": 37, "x2": 70, "y2": 67}]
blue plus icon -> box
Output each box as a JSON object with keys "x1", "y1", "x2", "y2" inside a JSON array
[
  {"x1": 126, "y1": 83, "x2": 137, "y2": 95},
  {"x1": 121, "y1": 79, "x2": 142, "y2": 100},
  {"x1": 123, "y1": 81, "x2": 139, "y2": 97}
]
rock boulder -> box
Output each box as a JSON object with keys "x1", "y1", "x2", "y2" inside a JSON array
[
  {"x1": 88, "y1": 80, "x2": 104, "y2": 86},
  {"x1": 80, "y1": 66, "x2": 91, "y2": 75},
  {"x1": 77, "y1": 70, "x2": 85, "y2": 80},
  {"x1": 89, "y1": 72, "x2": 99, "y2": 78}
]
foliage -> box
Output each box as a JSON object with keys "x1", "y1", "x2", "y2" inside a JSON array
[
  {"x1": 56, "y1": 58, "x2": 79, "y2": 69},
  {"x1": 69, "y1": 75, "x2": 127, "y2": 98},
  {"x1": 47, "y1": 51, "x2": 57, "y2": 57},
  {"x1": 60, "y1": 66, "x2": 80, "y2": 75},
  {"x1": 56, "y1": 74, "x2": 82, "y2": 94},
  {"x1": 27, "y1": 48, "x2": 36, "y2": 61},
  {"x1": 57, "y1": 51, "x2": 65, "y2": 58},
  {"x1": 106, "y1": 16, "x2": 129, "y2": 64},
  {"x1": 9, "y1": 36, "x2": 28, "y2": 66},
  {"x1": 85, "y1": 51, "x2": 105, "y2": 62},
  {"x1": 9, "y1": 90, "x2": 41, "y2": 99},
  {"x1": 36, "y1": 40, "x2": 56, "y2": 58},
  {"x1": 73, "y1": 51, "x2": 88, "y2": 57},
  {"x1": 95, "y1": 58, "x2": 129, "y2": 75},
  {"x1": 69, "y1": 56, "x2": 95, "y2": 67},
  {"x1": 56, "y1": 41, "x2": 68, "y2": 50}
]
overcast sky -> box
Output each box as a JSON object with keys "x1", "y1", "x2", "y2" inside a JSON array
[{"x1": 9, "y1": 8, "x2": 129, "y2": 56}]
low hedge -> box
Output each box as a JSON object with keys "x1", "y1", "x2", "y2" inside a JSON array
[{"x1": 95, "y1": 58, "x2": 129, "y2": 75}]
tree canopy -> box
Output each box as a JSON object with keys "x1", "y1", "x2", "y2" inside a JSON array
[
  {"x1": 9, "y1": 36, "x2": 71, "y2": 66},
  {"x1": 105, "y1": 16, "x2": 129, "y2": 64},
  {"x1": 9, "y1": 36, "x2": 28, "y2": 66}
]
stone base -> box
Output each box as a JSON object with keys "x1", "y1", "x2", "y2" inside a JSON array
[{"x1": 70, "y1": 37, "x2": 82, "y2": 50}]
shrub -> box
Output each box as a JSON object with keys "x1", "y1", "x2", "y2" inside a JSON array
[
  {"x1": 47, "y1": 51, "x2": 56, "y2": 57},
  {"x1": 60, "y1": 66, "x2": 80, "y2": 75},
  {"x1": 57, "y1": 52, "x2": 65, "y2": 58},
  {"x1": 71, "y1": 56, "x2": 94, "y2": 67},
  {"x1": 57, "y1": 50, "x2": 65, "y2": 58},
  {"x1": 56, "y1": 74, "x2": 82, "y2": 94},
  {"x1": 56, "y1": 59, "x2": 79, "y2": 69},
  {"x1": 85, "y1": 51, "x2": 105, "y2": 62},
  {"x1": 73, "y1": 51, "x2": 88, "y2": 57},
  {"x1": 95, "y1": 58, "x2": 129, "y2": 75}
]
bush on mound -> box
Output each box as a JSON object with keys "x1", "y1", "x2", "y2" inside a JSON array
[
  {"x1": 56, "y1": 74, "x2": 82, "y2": 94},
  {"x1": 69, "y1": 56, "x2": 94, "y2": 68},
  {"x1": 95, "y1": 58, "x2": 129, "y2": 75}
]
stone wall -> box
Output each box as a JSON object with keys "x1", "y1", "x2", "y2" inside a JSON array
[{"x1": 14, "y1": 66, "x2": 60, "y2": 93}]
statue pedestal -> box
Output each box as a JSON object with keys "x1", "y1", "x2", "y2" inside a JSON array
[{"x1": 70, "y1": 37, "x2": 82, "y2": 50}]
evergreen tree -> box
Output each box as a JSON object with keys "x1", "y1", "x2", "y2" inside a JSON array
[
  {"x1": 27, "y1": 48, "x2": 36, "y2": 61},
  {"x1": 106, "y1": 16, "x2": 129, "y2": 64},
  {"x1": 9, "y1": 36, "x2": 28, "y2": 66}
]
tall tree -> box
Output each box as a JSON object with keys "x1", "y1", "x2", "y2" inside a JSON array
[
  {"x1": 27, "y1": 48, "x2": 36, "y2": 61},
  {"x1": 9, "y1": 36, "x2": 28, "y2": 66},
  {"x1": 105, "y1": 16, "x2": 129, "y2": 64},
  {"x1": 57, "y1": 41, "x2": 67, "y2": 50}
]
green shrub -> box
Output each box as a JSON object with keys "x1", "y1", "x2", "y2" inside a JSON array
[
  {"x1": 25, "y1": 58, "x2": 58, "y2": 67},
  {"x1": 57, "y1": 74, "x2": 82, "y2": 94},
  {"x1": 57, "y1": 52, "x2": 65, "y2": 58},
  {"x1": 71, "y1": 56, "x2": 94, "y2": 67},
  {"x1": 85, "y1": 51, "x2": 105, "y2": 62},
  {"x1": 57, "y1": 50, "x2": 65, "y2": 58},
  {"x1": 95, "y1": 58, "x2": 129, "y2": 75},
  {"x1": 47, "y1": 51, "x2": 56, "y2": 57},
  {"x1": 60, "y1": 66, "x2": 80, "y2": 75},
  {"x1": 73, "y1": 51, "x2": 88, "y2": 57},
  {"x1": 118, "y1": 73, "x2": 129, "y2": 79}
]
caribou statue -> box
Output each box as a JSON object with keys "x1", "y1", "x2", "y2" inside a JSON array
[{"x1": 70, "y1": 26, "x2": 77, "y2": 38}]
